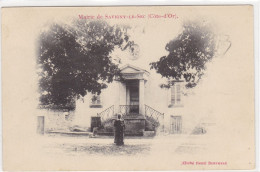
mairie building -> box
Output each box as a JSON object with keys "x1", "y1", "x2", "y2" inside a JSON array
[{"x1": 37, "y1": 61, "x2": 209, "y2": 136}]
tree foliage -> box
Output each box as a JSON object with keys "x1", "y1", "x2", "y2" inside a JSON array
[
  {"x1": 37, "y1": 20, "x2": 132, "y2": 110},
  {"x1": 150, "y1": 20, "x2": 217, "y2": 88}
]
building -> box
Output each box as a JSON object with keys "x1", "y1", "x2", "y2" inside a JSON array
[
  {"x1": 37, "y1": 56, "x2": 209, "y2": 136},
  {"x1": 71, "y1": 63, "x2": 188, "y2": 135}
]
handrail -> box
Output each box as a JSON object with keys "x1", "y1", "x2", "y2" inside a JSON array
[
  {"x1": 145, "y1": 104, "x2": 164, "y2": 128},
  {"x1": 97, "y1": 105, "x2": 114, "y2": 122}
]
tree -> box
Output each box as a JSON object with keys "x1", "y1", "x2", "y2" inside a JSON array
[
  {"x1": 150, "y1": 20, "x2": 217, "y2": 88},
  {"x1": 37, "y1": 20, "x2": 133, "y2": 110}
]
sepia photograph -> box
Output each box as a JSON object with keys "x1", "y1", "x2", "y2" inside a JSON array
[{"x1": 1, "y1": 5, "x2": 255, "y2": 171}]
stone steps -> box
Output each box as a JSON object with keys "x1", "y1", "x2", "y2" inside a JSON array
[{"x1": 96, "y1": 113, "x2": 159, "y2": 136}]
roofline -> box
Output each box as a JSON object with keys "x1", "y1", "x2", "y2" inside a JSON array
[{"x1": 120, "y1": 64, "x2": 150, "y2": 75}]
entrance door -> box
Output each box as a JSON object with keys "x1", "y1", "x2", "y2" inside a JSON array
[
  {"x1": 170, "y1": 116, "x2": 182, "y2": 134},
  {"x1": 127, "y1": 80, "x2": 139, "y2": 113}
]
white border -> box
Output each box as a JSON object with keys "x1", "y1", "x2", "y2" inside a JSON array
[
  {"x1": 0, "y1": 1, "x2": 259, "y2": 172},
  {"x1": 0, "y1": 0, "x2": 259, "y2": 6}
]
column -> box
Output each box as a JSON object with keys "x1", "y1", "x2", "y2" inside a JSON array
[
  {"x1": 114, "y1": 81, "x2": 120, "y2": 114},
  {"x1": 139, "y1": 79, "x2": 145, "y2": 115},
  {"x1": 126, "y1": 86, "x2": 130, "y2": 106},
  {"x1": 119, "y1": 82, "x2": 126, "y2": 106}
]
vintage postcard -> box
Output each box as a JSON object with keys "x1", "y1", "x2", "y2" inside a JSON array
[{"x1": 1, "y1": 6, "x2": 255, "y2": 171}]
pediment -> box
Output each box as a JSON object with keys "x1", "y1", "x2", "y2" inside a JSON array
[
  {"x1": 118, "y1": 64, "x2": 150, "y2": 81},
  {"x1": 120, "y1": 64, "x2": 147, "y2": 74},
  {"x1": 121, "y1": 66, "x2": 141, "y2": 73}
]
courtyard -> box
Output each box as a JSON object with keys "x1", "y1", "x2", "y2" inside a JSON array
[{"x1": 40, "y1": 133, "x2": 208, "y2": 157}]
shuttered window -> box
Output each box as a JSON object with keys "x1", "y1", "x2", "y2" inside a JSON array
[
  {"x1": 90, "y1": 94, "x2": 102, "y2": 108},
  {"x1": 169, "y1": 82, "x2": 182, "y2": 107},
  {"x1": 176, "y1": 84, "x2": 181, "y2": 104},
  {"x1": 171, "y1": 85, "x2": 176, "y2": 105}
]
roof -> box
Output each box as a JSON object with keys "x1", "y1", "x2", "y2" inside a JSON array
[{"x1": 120, "y1": 64, "x2": 150, "y2": 75}]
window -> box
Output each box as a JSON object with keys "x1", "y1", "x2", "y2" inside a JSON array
[
  {"x1": 169, "y1": 82, "x2": 183, "y2": 107},
  {"x1": 90, "y1": 94, "x2": 102, "y2": 108},
  {"x1": 170, "y1": 116, "x2": 182, "y2": 134}
]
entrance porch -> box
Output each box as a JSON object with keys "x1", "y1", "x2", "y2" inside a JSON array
[{"x1": 92, "y1": 64, "x2": 164, "y2": 136}]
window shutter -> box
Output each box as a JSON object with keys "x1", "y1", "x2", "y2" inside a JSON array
[
  {"x1": 171, "y1": 85, "x2": 176, "y2": 105},
  {"x1": 168, "y1": 87, "x2": 172, "y2": 107},
  {"x1": 168, "y1": 82, "x2": 183, "y2": 107},
  {"x1": 97, "y1": 95, "x2": 101, "y2": 104},
  {"x1": 176, "y1": 84, "x2": 181, "y2": 104}
]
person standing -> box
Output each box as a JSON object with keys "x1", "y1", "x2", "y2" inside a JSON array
[{"x1": 114, "y1": 114, "x2": 125, "y2": 146}]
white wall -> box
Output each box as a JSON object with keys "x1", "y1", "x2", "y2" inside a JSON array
[
  {"x1": 37, "y1": 68, "x2": 193, "y2": 134},
  {"x1": 70, "y1": 66, "x2": 191, "y2": 133},
  {"x1": 36, "y1": 108, "x2": 74, "y2": 132},
  {"x1": 72, "y1": 81, "x2": 120, "y2": 128}
]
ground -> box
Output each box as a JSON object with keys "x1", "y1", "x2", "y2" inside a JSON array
[
  {"x1": 33, "y1": 133, "x2": 218, "y2": 171},
  {"x1": 41, "y1": 133, "x2": 208, "y2": 157}
]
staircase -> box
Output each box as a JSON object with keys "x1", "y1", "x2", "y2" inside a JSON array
[
  {"x1": 96, "y1": 105, "x2": 116, "y2": 135},
  {"x1": 144, "y1": 105, "x2": 164, "y2": 132},
  {"x1": 95, "y1": 105, "x2": 164, "y2": 136}
]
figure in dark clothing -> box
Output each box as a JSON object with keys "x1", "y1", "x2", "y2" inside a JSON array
[{"x1": 114, "y1": 114, "x2": 125, "y2": 146}]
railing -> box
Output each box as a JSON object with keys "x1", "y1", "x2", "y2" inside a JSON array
[
  {"x1": 97, "y1": 104, "x2": 164, "y2": 132},
  {"x1": 97, "y1": 105, "x2": 114, "y2": 122},
  {"x1": 119, "y1": 105, "x2": 139, "y2": 115},
  {"x1": 145, "y1": 104, "x2": 164, "y2": 129}
]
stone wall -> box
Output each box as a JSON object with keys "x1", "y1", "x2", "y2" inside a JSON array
[{"x1": 37, "y1": 109, "x2": 75, "y2": 132}]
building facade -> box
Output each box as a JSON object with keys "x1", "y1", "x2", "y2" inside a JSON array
[{"x1": 72, "y1": 63, "x2": 188, "y2": 135}]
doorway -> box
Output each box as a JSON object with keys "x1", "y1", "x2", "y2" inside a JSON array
[
  {"x1": 126, "y1": 80, "x2": 139, "y2": 113},
  {"x1": 170, "y1": 116, "x2": 182, "y2": 134}
]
